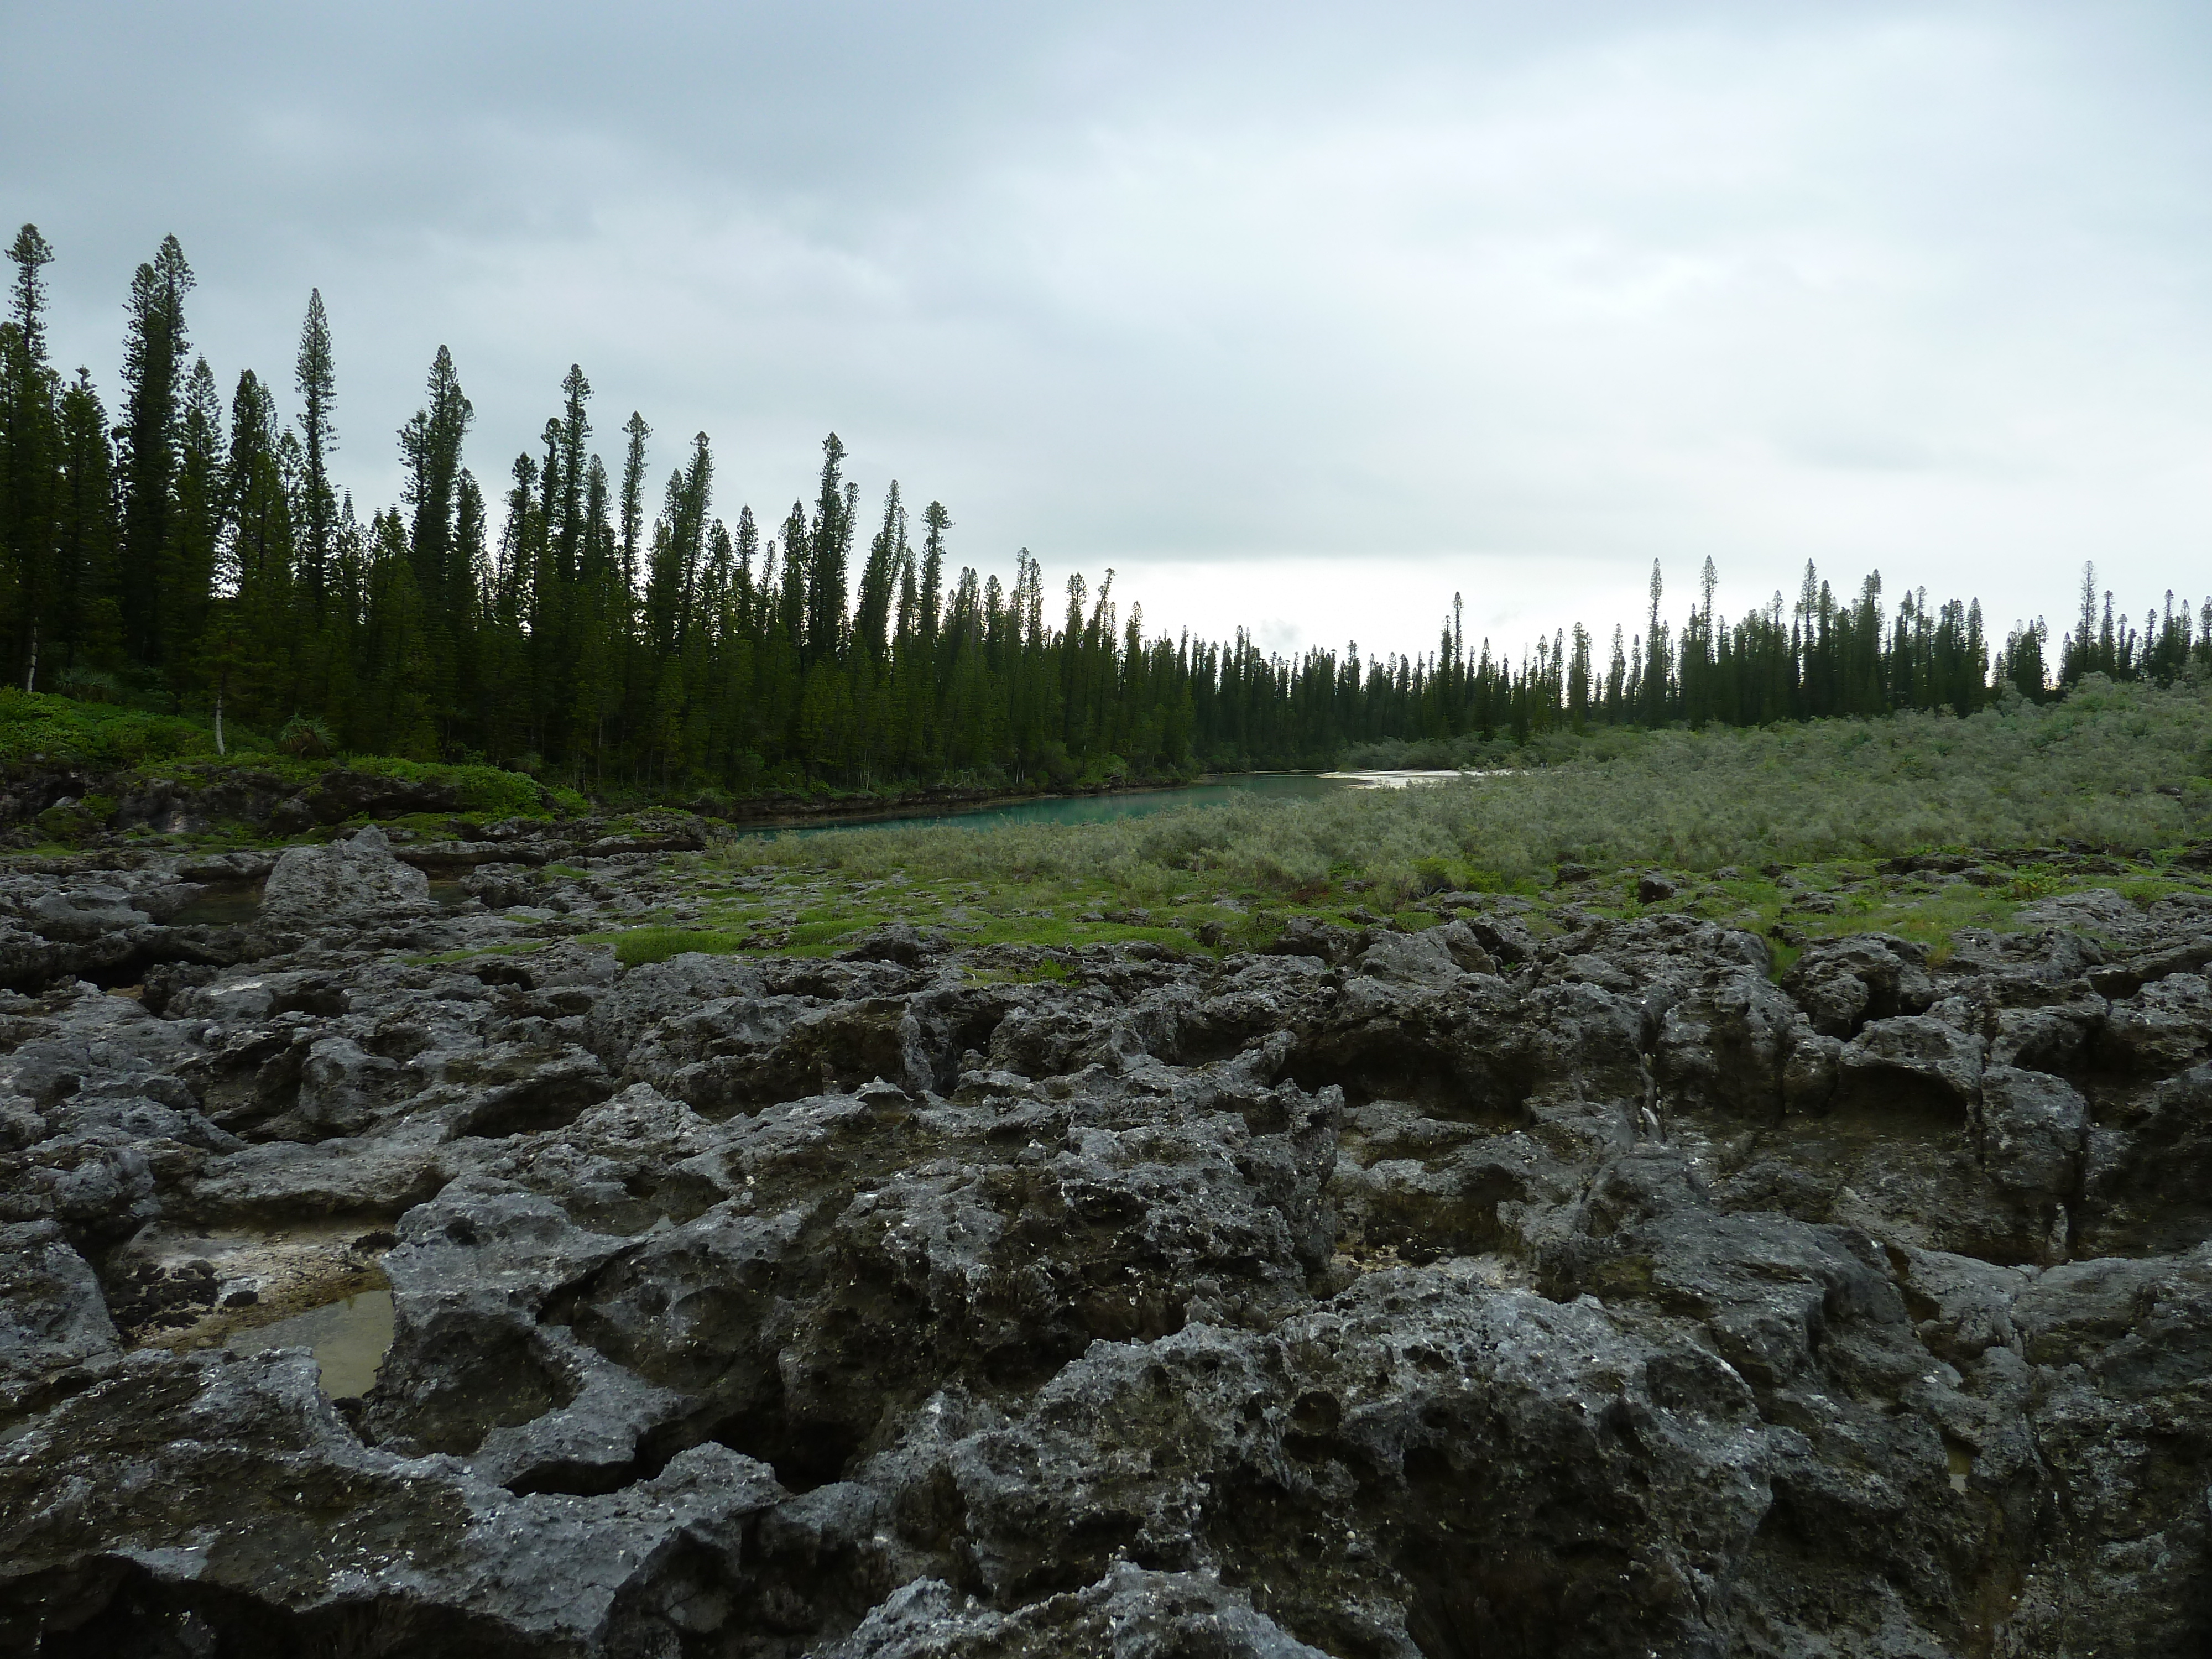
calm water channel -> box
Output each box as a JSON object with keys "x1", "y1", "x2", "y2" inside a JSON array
[{"x1": 782, "y1": 771, "x2": 1380, "y2": 837}]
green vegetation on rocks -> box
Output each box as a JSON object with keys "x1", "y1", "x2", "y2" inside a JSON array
[
  {"x1": 0, "y1": 688, "x2": 224, "y2": 770},
  {"x1": 0, "y1": 687, "x2": 559, "y2": 814}
]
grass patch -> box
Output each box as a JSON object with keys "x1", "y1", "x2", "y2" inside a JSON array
[
  {"x1": 1799, "y1": 883, "x2": 2025, "y2": 959},
  {"x1": 962, "y1": 959, "x2": 1076, "y2": 984},
  {"x1": 626, "y1": 864, "x2": 1265, "y2": 961},
  {"x1": 619, "y1": 837, "x2": 2210, "y2": 976},
  {"x1": 409, "y1": 941, "x2": 546, "y2": 966},
  {"x1": 607, "y1": 927, "x2": 753, "y2": 968}
]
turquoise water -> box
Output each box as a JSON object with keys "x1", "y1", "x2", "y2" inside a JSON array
[{"x1": 785, "y1": 772, "x2": 1360, "y2": 837}]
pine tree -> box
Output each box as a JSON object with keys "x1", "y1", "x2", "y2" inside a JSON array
[
  {"x1": 776, "y1": 502, "x2": 808, "y2": 647},
  {"x1": 294, "y1": 290, "x2": 337, "y2": 617},
  {"x1": 399, "y1": 346, "x2": 472, "y2": 615},
  {"x1": 2, "y1": 225, "x2": 59, "y2": 687},
  {"x1": 217, "y1": 368, "x2": 298, "y2": 724},
  {"x1": 1640, "y1": 560, "x2": 1668, "y2": 726},
  {"x1": 2062, "y1": 561, "x2": 2095, "y2": 685},
  {"x1": 802, "y1": 432, "x2": 850, "y2": 666},
  {"x1": 919, "y1": 500, "x2": 948, "y2": 661},
  {"x1": 646, "y1": 434, "x2": 712, "y2": 658},
  {"x1": 51, "y1": 372, "x2": 121, "y2": 682},
  {"x1": 854, "y1": 481, "x2": 902, "y2": 665},
  {"x1": 551, "y1": 369, "x2": 588, "y2": 584},
  {"x1": 162, "y1": 359, "x2": 223, "y2": 680},
  {"x1": 117, "y1": 235, "x2": 194, "y2": 666},
  {"x1": 358, "y1": 509, "x2": 437, "y2": 757},
  {"x1": 618, "y1": 412, "x2": 650, "y2": 597},
  {"x1": 1567, "y1": 623, "x2": 1591, "y2": 731}
]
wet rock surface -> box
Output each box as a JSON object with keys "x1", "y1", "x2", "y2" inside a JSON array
[{"x1": 3, "y1": 833, "x2": 2212, "y2": 1655}]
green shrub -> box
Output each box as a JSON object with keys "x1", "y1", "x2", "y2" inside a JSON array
[
  {"x1": 34, "y1": 802, "x2": 94, "y2": 842},
  {"x1": 0, "y1": 689, "x2": 225, "y2": 769},
  {"x1": 278, "y1": 714, "x2": 334, "y2": 758},
  {"x1": 53, "y1": 667, "x2": 122, "y2": 704},
  {"x1": 322, "y1": 755, "x2": 547, "y2": 818}
]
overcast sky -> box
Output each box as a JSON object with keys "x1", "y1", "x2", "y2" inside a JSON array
[{"x1": 6, "y1": 1, "x2": 2209, "y2": 661}]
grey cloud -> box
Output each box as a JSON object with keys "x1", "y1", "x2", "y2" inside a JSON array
[{"x1": 6, "y1": 0, "x2": 2210, "y2": 657}]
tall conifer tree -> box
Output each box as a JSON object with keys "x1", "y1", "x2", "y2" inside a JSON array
[
  {"x1": 2, "y1": 225, "x2": 59, "y2": 686},
  {"x1": 163, "y1": 359, "x2": 224, "y2": 677},
  {"x1": 399, "y1": 346, "x2": 472, "y2": 615},
  {"x1": 618, "y1": 412, "x2": 649, "y2": 597},
  {"x1": 552, "y1": 367, "x2": 590, "y2": 578},
  {"x1": 52, "y1": 372, "x2": 120, "y2": 681},
  {"x1": 213, "y1": 369, "x2": 298, "y2": 723},
  {"x1": 802, "y1": 433, "x2": 849, "y2": 666},
  {"x1": 117, "y1": 234, "x2": 193, "y2": 665},
  {"x1": 294, "y1": 290, "x2": 337, "y2": 617},
  {"x1": 919, "y1": 500, "x2": 948, "y2": 660},
  {"x1": 854, "y1": 481, "x2": 902, "y2": 665}
]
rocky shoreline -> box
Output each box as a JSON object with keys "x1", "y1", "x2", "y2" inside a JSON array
[{"x1": 2, "y1": 827, "x2": 2209, "y2": 1655}]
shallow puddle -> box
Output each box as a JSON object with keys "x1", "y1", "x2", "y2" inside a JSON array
[
  {"x1": 120, "y1": 1223, "x2": 395, "y2": 1376},
  {"x1": 1945, "y1": 1441, "x2": 1974, "y2": 1494},
  {"x1": 170, "y1": 876, "x2": 467, "y2": 927},
  {"x1": 226, "y1": 1288, "x2": 397, "y2": 1399},
  {"x1": 0, "y1": 1407, "x2": 53, "y2": 1447}
]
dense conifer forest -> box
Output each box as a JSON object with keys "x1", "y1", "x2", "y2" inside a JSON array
[{"x1": 3, "y1": 226, "x2": 2208, "y2": 797}]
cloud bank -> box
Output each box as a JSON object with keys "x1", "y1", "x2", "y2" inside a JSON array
[{"x1": 7, "y1": 1, "x2": 2208, "y2": 656}]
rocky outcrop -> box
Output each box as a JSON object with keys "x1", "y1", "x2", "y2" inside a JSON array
[
  {"x1": 0, "y1": 860, "x2": 250, "y2": 993},
  {"x1": 260, "y1": 825, "x2": 434, "y2": 927},
  {"x1": 2, "y1": 860, "x2": 2211, "y2": 1655}
]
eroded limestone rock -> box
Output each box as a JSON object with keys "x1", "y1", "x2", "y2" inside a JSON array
[
  {"x1": 0, "y1": 868, "x2": 2207, "y2": 1655},
  {"x1": 261, "y1": 825, "x2": 434, "y2": 927}
]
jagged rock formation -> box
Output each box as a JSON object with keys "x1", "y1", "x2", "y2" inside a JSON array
[
  {"x1": 2, "y1": 832, "x2": 2210, "y2": 1655},
  {"x1": 260, "y1": 825, "x2": 435, "y2": 926}
]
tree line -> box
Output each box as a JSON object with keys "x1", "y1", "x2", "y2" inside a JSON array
[{"x1": 2, "y1": 226, "x2": 2207, "y2": 795}]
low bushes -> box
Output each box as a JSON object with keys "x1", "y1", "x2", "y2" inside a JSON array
[{"x1": 731, "y1": 678, "x2": 2212, "y2": 896}]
